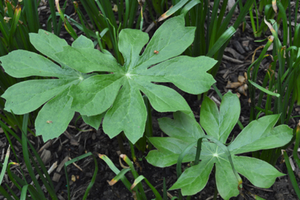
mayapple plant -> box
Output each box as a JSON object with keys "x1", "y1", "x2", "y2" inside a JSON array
[
  {"x1": 0, "y1": 15, "x2": 216, "y2": 143},
  {"x1": 146, "y1": 92, "x2": 293, "y2": 199}
]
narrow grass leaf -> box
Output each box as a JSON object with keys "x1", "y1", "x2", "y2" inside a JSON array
[
  {"x1": 207, "y1": 26, "x2": 236, "y2": 57},
  {"x1": 131, "y1": 175, "x2": 162, "y2": 200},
  {"x1": 98, "y1": 154, "x2": 131, "y2": 191},
  {"x1": 0, "y1": 145, "x2": 10, "y2": 185},
  {"x1": 283, "y1": 151, "x2": 300, "y2": 198},
  {"x1": 108, "y1": 168, "x2": 131, "y2": 186},
  {"x1": 248, "y1": 80, "x2": 280, "y2": 97}
]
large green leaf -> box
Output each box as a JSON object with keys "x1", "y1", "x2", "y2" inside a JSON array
[
  {"x1": 1, "y1": 15, "x2": 216, "y2": 144},
  {"x1": 146, "y1": 91, "x2": 293, "y2": 199},
  {"x1": 67, "y1": 15, "x2": 216, "y2": 143},
  {"x1": 0, "y1": 31, "x2": 94, "y2": 141}
]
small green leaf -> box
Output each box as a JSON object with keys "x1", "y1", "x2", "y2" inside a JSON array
[
  {"x1": 55, "y1": 45, "x2": 121, "y2": 73},
  {"x1": 118, "y1": 29, "x2": 149, "y2": 70},
  {"x1": 72, "y1": 35, "x2": 94, "y2": 49},
  {"x1": 0, "y1": 50, "x2": 75, "y2": 78},
  {"x1": 35, "y1": 89, "x2": 74, "y2": 141},
  {"x1": 158, "y1": 111, "x2": 205, "y2": 141},
  {"x1": 170, "y1": 160, "x2": 214, "y2": 195},
  {"x1": 229, "y1": 115, "x2": 293, "y2": 154},
  {"x1": 82, "y1": 113, "x2": 105, "y2": 130},
  {"x1": 215, "y1": 158, "x2": 241, "y2": 200},
  {"x1": 147, "y1": 137, "x2": 196, "y2": 167},
  {"x1": 137, "y1": 15, "x2": 196, "y2": 70},
  {"x1": 29, "y1": 30, "x2": 68, "y2": 63},
  {"x1": 234, "y1": 156, "x2": 284, "y2": 188},
  {"x1": 200, "y1": 92, "x2": 240, "y2": 143},
  {"x1": 2, "y1": 79, "x2": 76, "y2": 114},
  {"x1": 70, "y1": 74, "x2": 124, "y2": 116},
  {"x1": 103, "y1": 80, "x2": 147, "y2": 144},
  {"x1": 143, "y1": 56, "x2": 216, "y2": 94},
  {"x1": 199, "y1": 95, "x2": 219, "y2": 139},
  {"x1": 136, "y1": 80, "x2": 191, "y2": 113}
]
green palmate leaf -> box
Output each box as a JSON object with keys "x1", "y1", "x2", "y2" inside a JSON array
[
  {"x1": 146, "y1": 91, "x2": 293, "y2": 200},
  {"x1": 67, "y1": 15, "x2": 215, "y2": 143},
  {"x1": 0, "y1": 15, "x2": 216, "y2": 143},
  {"x1": 0, "y1": 31, "x2": 92, "y2": 141}
]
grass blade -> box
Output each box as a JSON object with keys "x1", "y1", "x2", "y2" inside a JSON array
[
  {"x1": 98, "y1": 154, "x2": 132, "y2": 191},
  {"x1": 23, "y1": 0, "x2": 39, "y2": 32},
  {"x1": 82, "y1": 154, "x2": 98, "y2": 200},
  {"x1": 64, "y1": 152, "x2": 96, "y2": 200},
  {"x1": 248, "y1": 79, "x2": 280, "y2": 97},
  {"x1": 21, "y1": 114, "x2": 47, "y2": 199},
  {"x1": 0, "y1": 145, "x2": 10, "y2": 185},
  {"x1": 283, "y1": 150, "x2": 300, "y2": 198},
  {"x1": 131, "y1": 175, "x2": 162, "y2": 200},
  {"x1": 207, "y1": 26, "x2": 236, "y2": 57}
]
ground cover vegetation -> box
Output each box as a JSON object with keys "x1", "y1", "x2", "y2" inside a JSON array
[{"x1": 0, "y1": 0, "x2": 299, "y2": 199}]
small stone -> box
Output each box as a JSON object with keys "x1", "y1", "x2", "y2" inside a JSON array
[
  {"x1": 52, "y1": 172, "x2": 61, "y2": 182},
  {"x1": 242, "y1": 40, "x2": 250, "y2": 51},
  {"x1": 275, "y1": 193, "x2": 284, "y2": 200},
  {"x1": 232, "y1": 40, "x2": 246, "y2": 54},
  {"x1": 40, "y1": 149, "x2": 51, "y2": 164}
]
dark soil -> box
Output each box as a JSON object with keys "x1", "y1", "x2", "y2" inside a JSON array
[{"x1": 1, "y1": 1, "x2": 300, "y2": 200}]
